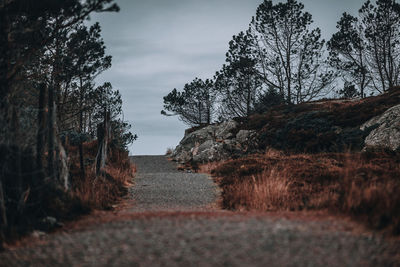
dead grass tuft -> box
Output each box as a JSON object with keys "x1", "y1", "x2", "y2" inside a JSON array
[
  {"x1": 68, "y1": 142, "x2": 136, "y2": 210},
  {"x1": 72, "y1": 163, "x2": 134, "y2": 209},
  {"x1": 224, "y1": 169, "x2": 294, "y2": 211}
]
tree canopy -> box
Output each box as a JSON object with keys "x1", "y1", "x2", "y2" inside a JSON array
[
  {"x1": 0, "y1": 0, "x2": 135, "y2": 246},
  {"x1": 162, "y1": 78, "x2": 215, "y2": 126},
  {"x1": 251, "y1": 0, "x2": 334, "y2": 104},
  {"x1": 328, "y1": 0, "x2": 400, "y2": 97},
  {"x1": 163, "y1": 0, "x2": 400, "y2": 127},
  {"x1": 215, "y1": 31, "x2": 262, "y2": 118}
]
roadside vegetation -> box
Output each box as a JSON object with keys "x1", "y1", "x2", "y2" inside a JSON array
[
  {"x1": 0, "y1": 1, "x2": 136, "y2": 247},
  {"x1": 210, "y1": 150, "x2": 400, "y2": 234},
  {"x1": 68, "y1": 141, "x2": 135, "y2": 210},
  {"x1": 200, "y1": 88, "x2": 400, "y2": 235},
  {"x1": 162, "y1": 0, "x2": 400, "y2": 236}
]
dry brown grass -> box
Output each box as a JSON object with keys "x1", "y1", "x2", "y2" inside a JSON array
[
  {"x1": 72, "y1": 164, "x2": 135, "y2": 209},
  {"x1": 210, "y1": 150, "x2": 400, "y2": 234},
  {"x1": 69, "y1": 141, "x2": 136, "y2": 210},
  {"x1": 224, "y1": 169, "x2": 293, "y2": 211},
  {"x1": 199, "y1": 161, "x2": 222, "y2": 173}
]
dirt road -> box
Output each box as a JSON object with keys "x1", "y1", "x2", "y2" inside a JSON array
[{"x1": 0, "y1": 156, "x2": 399, "y2": 266}]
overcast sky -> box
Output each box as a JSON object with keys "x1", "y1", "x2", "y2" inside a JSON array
[{"x1": 90, "y1": 0, "x2": 365, "y2": 155}]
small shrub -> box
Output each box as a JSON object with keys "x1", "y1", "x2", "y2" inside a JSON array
[
  {"x1": 337, "y1": 83, "x2": 360, "y2": 99},
  {"x1": 253, "y1": 87, "x2": 285, "y2": 114}
]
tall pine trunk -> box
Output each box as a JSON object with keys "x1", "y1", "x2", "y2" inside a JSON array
[
  {"x1": 0, "y1": 180, "x2": 6, "y2": 250},
  {"x1": 96, "y1": 109, "x2": 110, "y2": 176},
  {"x1": 47, "y1": 84, "x2": 55, "y2": 179},
  {"x1": 78, "y1": 77, "x2": 85, "y2": 178},
  {"x1": 0, "y1": 10, "x2": 11, "y2": 245},
  {"x1": 36, "y1": 83, "x2": 46, "y2": 183}
]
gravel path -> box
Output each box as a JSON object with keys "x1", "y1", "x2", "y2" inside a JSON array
[
  {"x1": 129, "y1": 156, "x2": 218, "y2": 211},
  {"x1": 0, "y1": 156, "x2": 399, "y2": 266}
]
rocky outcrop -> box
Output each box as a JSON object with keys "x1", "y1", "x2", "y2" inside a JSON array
[
  {"x1": 172, "y1": 97, "x2": 400, "y2": 164},
  {"x1": 171, "y1": 120, "x2": 257, "y2": 163},
  {"x1": 361, "y1": 104, "x2": 400, "y2": 151}
]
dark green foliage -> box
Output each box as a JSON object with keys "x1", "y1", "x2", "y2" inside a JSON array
[
  {"x1": 337, "y1": 83, "x2": 360, "y2": 99},
  {"x1": 0, "y1": 0, "x2": 137, "y2": 245},
  {"x1": 328, "y1": 0, "x2": 400, "y2": 96},
  {"x1": 92, "y1": 83, "x2": 123, "y2": 124},
  {"x1": 67, "y1": 22, "x2": 112, "y2": 76},
  {"x1": 250, "y1": 89, "x2": 400, "y2": 153},
  {"x1": 254, "y1": 87, "x2": 285, "y2": 114},
  {"x1": 275, "y1": 111, "x2": 337, "y2": 152},
  {"x1": 162, "y1": 78, "x2": 216, "y2": 126},
  {"x1": 336, "y1": 126, "x2": 376, "y2": 151},
  {"x1": 327, "y1": 13, "x2": 369, "y2": 97},
  {"x1": 162, "y1": 88, "x2": 184, "y2": 115},
  {"x1": 0, "y1": 145, "x2": 89, "y2": 240},
  {"x1": 110, "y1": 120, "x2": 138, "y2": 150},
  {"x1": 215, "y1": 31, "x2": 261, "y2": 118},
  {"x1": 60, "y1": 131, "x2": 91, "y2": 146}
]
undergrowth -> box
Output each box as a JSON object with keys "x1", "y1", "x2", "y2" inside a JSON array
[
  {"x1": 235, "y1": 88, "x2": 400, "y2": 153},
  {"x1": 68, "y1": 141, "x2": 135, "y2": 210},
  {"x1": 210, "y1": 150, "x2": 400, "y2": 235},
  {"x1": 2, "y1": 141, "x2": 135, "y2": 245}
]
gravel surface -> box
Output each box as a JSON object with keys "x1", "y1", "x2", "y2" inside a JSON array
[
  {"x1": 129, "y1": 156, "x2": 219, "y2": 211},
  {"x1": 0, "y1": 156, "x2": 399, "y2": 266},
  {"x1": 132, "y1": 156, "x2": 181, "y2": 174}
]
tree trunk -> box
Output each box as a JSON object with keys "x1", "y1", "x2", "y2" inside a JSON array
[
  {"x1": 36, "y1": 83, "x2": 46, "y2": 183},
  {"x1": 0, "y1": 179, "x2": 7, "y2": 249},
  {"x1": 0, "y1": 9, "x2": 11, "y2": 145},
  {"x1": 78, "y1": 135, "x2": 85, "y2": 177},
  {"x1": 57, "y1": 139, "x2": 70, "y2": 191},
  {"x1": 47, "y1": 85, "x2": 55, "y2": 179},
  {"x1": 78, "y1": 77, "x2": 85, "y2": 178},
  {"x1": 286, "y1": 54, "x2": 292, "y2": 104},
  {"x1": 96, "y1": 109, "x2": 110, "y2": 176},
  {"x1": 246, "y1": 88, "x2": 251, "y2": 117},
  {"x1": 11, "y1": 107, "x2": 22, "y2": 216},
  {"x1": 0, "y1": 9, "x2": 10, "y2": 248},
  {"x1": 48, "y1": 23, "x2": 62, "y2": 181}
]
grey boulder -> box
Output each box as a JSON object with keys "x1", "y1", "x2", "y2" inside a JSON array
[
  {"x1": 171, "y1": 119, "x2": 257, "y2": 163},
  {"x1": 361, "y1": 104, "x2": 400, "y2": 151}
]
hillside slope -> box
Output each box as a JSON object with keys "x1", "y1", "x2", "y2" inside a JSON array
[
  {"x1": 170, "y1": 88, "x2": 400, "y2": 234},
  {"x1": 171, "y1": 88, "x2": 400, "y2": 164}
]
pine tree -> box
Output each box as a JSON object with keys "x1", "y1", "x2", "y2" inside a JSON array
[
  {"x1": 0, "y1": 0, "x2": 120, "y2": 247},
  {"x1": 215, "y1": 31, "x2": 261, "y2": 118},
  {"x1": 328, "y1": 0, "x2": 400, "y2": 95},
  {"x1": 251, "y1": 0, "x2": 334, "y2": 104},
  {"x1": 162, "y1": 78, "x2": 216, "y2": 126}
]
